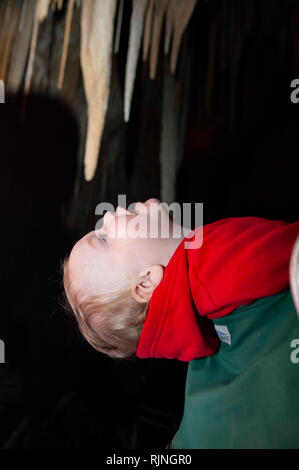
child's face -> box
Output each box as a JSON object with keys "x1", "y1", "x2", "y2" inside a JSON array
[{"x1": 68, "y1": 199, "x2": 177, "y2": 298}]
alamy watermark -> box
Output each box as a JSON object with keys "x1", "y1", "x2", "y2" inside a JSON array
[
  {"x1": 0, "y1": 80, "x2": 5, "y2": 103},
  {"x1": 290, "y1": 339, "x2": 299, "y2": 364},
  {"x1": 0, "y1": 339, "x2": 4, "y2": 363},
  {"x1": 94, "y1": 195, "x2": 203, "y2": 249}
]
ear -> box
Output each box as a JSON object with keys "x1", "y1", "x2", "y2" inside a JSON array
[{"x1": 131, "y1": 265, "x2": 164, "y2": 304}]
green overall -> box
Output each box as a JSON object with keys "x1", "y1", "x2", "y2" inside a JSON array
[{"x1": 171, "y1": 288, "x2": 299, "y2": 449}]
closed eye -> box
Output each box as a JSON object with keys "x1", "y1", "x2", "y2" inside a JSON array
[{"x1": 95, "y1": 231, "x2": 107, "y2": 243}]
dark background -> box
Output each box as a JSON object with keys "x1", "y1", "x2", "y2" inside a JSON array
[{"x1": 1, "y1": 0, "x2": 299, "y2": 448}]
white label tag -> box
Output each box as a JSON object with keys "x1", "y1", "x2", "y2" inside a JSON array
[{"x1": 214, "y1": 324, "x2": 231, "y2": 345}]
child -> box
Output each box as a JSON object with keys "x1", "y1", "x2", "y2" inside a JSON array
[
  {"x1": 62, "y1": 198, "x2": 299, "y2": 448},
  {"x1": 63, "y1": 198, "x2": 187, "y2": 358}
]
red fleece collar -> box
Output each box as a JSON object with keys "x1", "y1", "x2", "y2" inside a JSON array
[
  {"x1": 136, "y1": 216, "x2": 299, "y2": 361},
  {"x1": 136, "y1": 231, "x2": 220, "y2": 361}
]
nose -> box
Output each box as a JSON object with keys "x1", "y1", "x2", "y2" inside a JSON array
[{"x1": 103, "y1": 210, "x2": 115, "y2": 228}]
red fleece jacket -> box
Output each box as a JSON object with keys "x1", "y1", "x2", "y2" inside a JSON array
[{"x1": 136, "y1": 216, "x2": 299, "y2": 362}]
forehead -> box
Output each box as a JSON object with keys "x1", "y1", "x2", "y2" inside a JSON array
[{"x1": 68, "y1": 232, "x2": 113, "y2": 294}]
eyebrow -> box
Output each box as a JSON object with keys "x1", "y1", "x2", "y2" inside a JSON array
[{"x1": 87, "y1": 232, "x2": 106, "y2": 250}]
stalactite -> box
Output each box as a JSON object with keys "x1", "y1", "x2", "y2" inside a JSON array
[
  {"x1": 23, "y1": 6, "x2": 39, "y2": 94},
  {"x1": 0, "y1": 0, "x2": 21, "y2": 82},
  {"x1": 80, "y1": 0, "x2": 117, "y2": 181},
  {"x1": 0, "y1": 1, "x2": 5, "y2": 26},
  {"x1": 142, "y1": 0, "x2": 154, "y2": 62},
  {"x1": 24, "y1": 0, "x2": 51, "y2": 95},
  {"x1": 7, "y1": 0, "x2": 35, "y2": 93},
  {"x1": 114, "y1": 0, "x2": 124, "y2": 54},
  {"x1": 57, "y1": 0, "x2": 64, "y2": 11},
  {"x1": 150, "y1": 0, "x2": 169, "y2": 80},
  {"x1": 164, "y1": 0, "x2": 175, "y2": 55},
  {"x1": 0, "y1": 0, "x2": 205, "y2": 188},
  {"x1": 51, "y1": 0, "x2": 66, "y2": 13},
  {"x1": 18, "y1": 0, "x2": 28, "y2": 31},
  {"x1": 170, "y1": 0, "x2": 197, "y2": 74},
  {"x1": 0, "y1": 0, "x2": 13, "y2": 80},
  {"x1": 38, "y1": 0, "x2": 51, "y2": 21},
  {"x1": 124, "y1": 0, "x2": 148, "y2": 122},
  {"x1": 160, "y1": 25, "x2": 192, "y2": 205},
  {"x1": 58, "y1": 0, "x2": 75, "y2": 89}
]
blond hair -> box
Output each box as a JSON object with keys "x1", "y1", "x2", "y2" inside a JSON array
[{"x1": 61, "y1": 257, "x2": 148, "y2": 360}]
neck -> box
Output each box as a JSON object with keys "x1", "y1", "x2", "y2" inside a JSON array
[{"x1": 160, "y1": 219, "x2": 189, "y2": 266}]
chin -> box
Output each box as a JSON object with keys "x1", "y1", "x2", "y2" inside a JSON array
[{"x1": 145, "y1": 198, "x2": 161, "y2": 205}]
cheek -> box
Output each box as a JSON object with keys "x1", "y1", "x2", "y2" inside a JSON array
[
  {"x1": 113, "y1": 216, "x2": 130, "y2": 238},
  {"x1": 145, "y1": 212, "x2": 165, "y2": 238},
  {"x1": 114, "y1": 214, "x2": 146, "y2": 239},
  {"x1": 113, "y1": 214, "x2": 163, "y2": 241}
]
